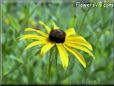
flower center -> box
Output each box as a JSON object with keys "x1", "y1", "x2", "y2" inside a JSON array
[{"x1": 49, "y1": 29, "x2": 66, "y2": 43}]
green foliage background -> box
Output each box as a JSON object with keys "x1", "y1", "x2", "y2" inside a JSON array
[{"x1": 1, "y1": 1, "x2": 114, "y2": 84}]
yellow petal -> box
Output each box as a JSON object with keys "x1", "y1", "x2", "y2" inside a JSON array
[
  {"x1": 19, "y1": 34, "x2": 47, "y2": 41},
  {"x1": 66, "y1": 36, "x2": 93, "y2": 50},
  {"x1": 63, "y1": 44, "x2": 86, "y2": 68},
  {"x1": 65, "y1": 28, "x2": 76, "y2": 37},
  {"x1": 65, "y1": 42, "x2": 95, "y2": 59},
  {"x1": 25, "y1": 41, "x2": 47, "y2": 50},
  {"x1": 25, "y1": 28, "x2": 48, "y2": 37},
  {"x1": 52, "y1": 22, "x2": 59, "y2": 29},
  {"x1": 38, "y1": 20, "x2": 51, "y2": 33},
  {"x1": 40, "y1": 42, "x2": 55, "y2": 56},
  {"x1": 57, "y1": 44, "x2": 69, "y2": 69}
]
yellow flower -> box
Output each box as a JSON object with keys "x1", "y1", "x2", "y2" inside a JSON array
[{"x1": 19, "y1": 21, "x2": 95, "y2": 69}]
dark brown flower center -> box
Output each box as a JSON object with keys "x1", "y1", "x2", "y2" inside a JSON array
[{"x1": 49, "y1": 29, "x2": 65, "y2": 43}]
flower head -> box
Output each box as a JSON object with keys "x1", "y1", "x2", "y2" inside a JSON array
[
  {"x1": 19, "y1": 21, "x2": 95, "y2": 69},
  {"x1": 49, "y1": 29, "x2": 65, "y2": 43}
]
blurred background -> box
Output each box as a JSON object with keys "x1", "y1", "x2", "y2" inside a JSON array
[{"x1": 1, "y1": 0, "x2": 114, "y2": 84}]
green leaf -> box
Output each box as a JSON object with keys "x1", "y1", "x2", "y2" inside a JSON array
[{"x1": 10, "y1": 55, "x2": 24, "y2": 64}]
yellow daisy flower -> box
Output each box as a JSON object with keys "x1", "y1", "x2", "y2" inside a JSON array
[{"x1": 19, "y1": 20, "x2": 95, "y2": 69}]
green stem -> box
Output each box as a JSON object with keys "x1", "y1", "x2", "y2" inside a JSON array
[
  {"x1": 55, "y1": 47, "x2": 58, "y2": 83},
  {"x1": 48, "y1": 47, "x2": 54, "y2": 84},
  {"x1": 78, "y1": 7, "x2": 91, "y2": 34},
  {"x1": 48, "y1": 46, "x2": 58, "y2": 84}
]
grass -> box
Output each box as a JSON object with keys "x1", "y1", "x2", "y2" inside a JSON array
[{"x1": 1, "y1": 1, "x2": 114, "y2": 84}]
